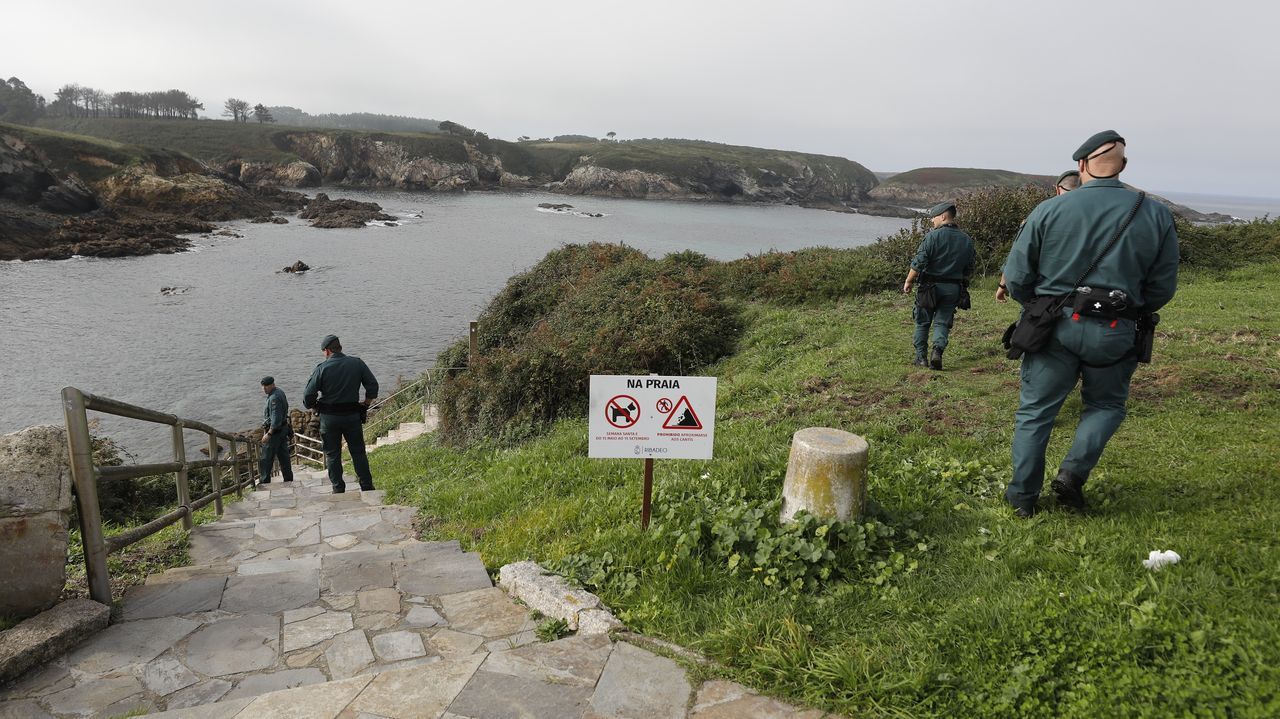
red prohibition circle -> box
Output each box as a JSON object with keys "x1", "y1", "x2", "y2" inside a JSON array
[
  {"x1": 655, "y1": 398, "x2": 673, "y2": 414},
  {"x1": 604, "y1": 395, "x2": 641, "y2": 428}
]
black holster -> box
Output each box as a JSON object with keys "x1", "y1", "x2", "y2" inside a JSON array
[{"x1": 1135, "y1": 312, "x2": 1159, "y2": 364}]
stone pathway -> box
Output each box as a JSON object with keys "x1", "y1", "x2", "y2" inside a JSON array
[
  {"x1": 370, "y1": 406, "x2": 437, "y2": 451},
  {"x1": 0, "y1": 469, "x2": 835, "y2": 718}
]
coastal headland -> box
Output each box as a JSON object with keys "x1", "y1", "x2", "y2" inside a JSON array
[{"x1": 0, "y1": 118, "x2": 1230, "y2": 261}]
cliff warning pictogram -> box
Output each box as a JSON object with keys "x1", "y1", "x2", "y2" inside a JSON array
[{"x1": 661, "y1": 395, "x2": 703, "y2": 430}]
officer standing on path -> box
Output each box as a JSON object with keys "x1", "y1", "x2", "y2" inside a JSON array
[
  {"x1": 1001, "y1": 131, "x2": 1179, "y2": 518},
  {"x1": 997, "y1": 170, "x2": 1081, "y2": 303},
  {"x1": 902, "y1": 201, "x2": 977, "y2": 370},
  {"x1": 258, "y1": 376, "x2": 294, "y2": 483},
  {"x1": 303, "y1": 334, "x2": 379, "y2": 493}
]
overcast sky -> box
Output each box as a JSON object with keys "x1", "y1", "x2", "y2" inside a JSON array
[{"x1": 7, "y1": 0, "x2": 1277, "y2": 195}]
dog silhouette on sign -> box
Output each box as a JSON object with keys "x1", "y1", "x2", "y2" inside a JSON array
[{"x1": 609, "y1": 401, "x2": 637, "y2": 424}]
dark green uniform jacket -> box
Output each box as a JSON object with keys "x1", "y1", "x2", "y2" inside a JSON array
[
  {"x1": 262, "y1": 387, "x2": 290, "y2": 434},
  {"x1": 912, "y1": 224, "x2": 976, "y2": 280},
  {"x1": 303, "y1": 353, "x2": 379, "y2": 410},
  {"x1": 1003, "y1": 179, "x2": 1178, "y2": 310}
]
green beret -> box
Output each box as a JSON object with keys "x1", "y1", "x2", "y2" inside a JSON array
[
  {"x1": 321, "y1": 334, "x2": 339, "y2": 351},
  {"x1": 260, "y1": 376, "x2": 274, "y2": 386},
  {"x1": 1056, "y1": 170, "x2": 1080, "y2": 185},
  {"x1": 928, "y1": 201, "x2": 956, "y2": 218},
  {"x1": 1072, "y1": 130, "x2": 1125, "y2": 161}
]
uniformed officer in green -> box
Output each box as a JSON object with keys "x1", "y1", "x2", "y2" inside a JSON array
[
  {"x1": 996, "y1": 170, "x2": 1081, "y2": 303},
  {"x1": 259, "y1": 376, "x2": 294, "y2": 483},
  {"x1": 902, "y1": 201, "x2": 976, "y2": 369},
  {"x1": 1001, "y1": 131, "x2": 1178, "y2": 517},
  {"x1": 303, "y1": 334, "x2": 379, "y2": 493}
]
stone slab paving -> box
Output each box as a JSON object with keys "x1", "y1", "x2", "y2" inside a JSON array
[{"x1": 1, "y1": 468, "x2": 837, "y2": 718}]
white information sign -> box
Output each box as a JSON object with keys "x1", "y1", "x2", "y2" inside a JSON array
[{"x1": 588, "y1": 375, "x2": 717, "y2": 460}]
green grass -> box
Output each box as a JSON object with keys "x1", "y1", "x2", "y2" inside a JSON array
[
  {"x1": 34, "y1": 117, "x2": 301, "y2": 165},
  {"x1": 369, "y1": 264, "x2": 1280, "y2": 717}
]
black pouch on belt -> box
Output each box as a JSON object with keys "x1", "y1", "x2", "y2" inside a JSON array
[
  {"x1": 1004, "y1": 295, "x2": 1068, "y2": 359},
  {"x1": 916, "y1": 283, "x2": 938, "y2": 311}
]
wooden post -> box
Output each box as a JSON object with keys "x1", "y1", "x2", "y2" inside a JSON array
[
  {"x1": 208, "y1": 433, "x2": 223, "y2": 516},
  {"x1": 469, "y1": 321, "x2": 479, "y2": 365},
  {"x1": 62, "y1": 387, "x2": 111, "y2": 604},
  {"x1": 230, "y1": 437, "x2": 243, "y2": 497},
  {"x1": 172, "y1": 423, "x2": 193, "y2": 530},
  {"x1": 642, "y1": 458, "x2": 654, "y2": 530}
]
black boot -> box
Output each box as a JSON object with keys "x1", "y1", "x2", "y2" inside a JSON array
[
  {"x1": 1012, "y1": 503, "x2": 1037, "y2": 519},
  {"x1": 913, "y1": 355, "x2": 927, "y2": 367},
  {"x1": 1051, "y1": 469, "x2": 1087, "y2": 511},
  {"x1": 929, "y1": 346, "x2": 943, "y2": 370}
]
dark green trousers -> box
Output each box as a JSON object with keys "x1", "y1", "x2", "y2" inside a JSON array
[
  {"x1": 1007, "y1": 310, "x2": 1138, "y2": 509},
  {"x1": 913, "y1": 283, "x2": 962, "y2": 358},
  {"x1": 258, "y1": 431, "x2": 293, "y2": 482},
  {"x1": 319, "y1": 412, "x2": 374, "y2": 492}
]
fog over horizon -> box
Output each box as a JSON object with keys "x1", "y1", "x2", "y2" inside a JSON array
[{"x1": 7, "y1": 0, "x2": 1277, "y2": 196}]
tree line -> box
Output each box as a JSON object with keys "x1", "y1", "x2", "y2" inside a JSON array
[
  {"x1": 0, "y1": 75, "x2": 283, "y2": 126},
  {"x1": 51, "y1": 84, "x2": 205, "y2": 119}
]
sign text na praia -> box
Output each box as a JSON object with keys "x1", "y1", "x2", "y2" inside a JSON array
[{"x1": 588, "y1": 375, "x2": 717, "y2": 528}]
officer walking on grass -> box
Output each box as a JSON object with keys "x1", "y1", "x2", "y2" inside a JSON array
[
  {"x1": 258, "y1": 376, "x2": 294, "y2": 483},
  {"x1": 303, "y1": 334, "x2": 379, "y2": 493},
  {"x1": 1001, "y1": 131, "x2": 1179, "y2": 518},
  {"x1": 902, "y1": 201, "x2": 977, "y2": 370}
]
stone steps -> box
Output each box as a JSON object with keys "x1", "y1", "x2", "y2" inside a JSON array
[
  {"x1": 370, "y1": 405, "x2": 439, "y2": 450},
  {"x1": 1, "y1": 467, "x2": 839, "y2": 718}
]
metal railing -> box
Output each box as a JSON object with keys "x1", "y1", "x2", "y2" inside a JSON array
[
  {"x1": 62, "y1": 387, "x2": 260, "y2": 604},
  {"x1": 293, "y1": 432, "x2": 324, "y2": 466},
  {"x1": 363, "y1": 367, "x2": 462, "y2": 444}
]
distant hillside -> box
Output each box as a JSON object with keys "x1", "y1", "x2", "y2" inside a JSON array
[
  {"x1": 869, "y1": 165, "x2": 1231, "y2": 222},
  {"x1": 869, "y1": 167, "x2": 1054, "y2": 207},
  {"x1": 267, "y1": 107, "x2": 441, "y2": 134},
  {"x1": 34, "y1": 119, "x2": 884, "y2": 211}
]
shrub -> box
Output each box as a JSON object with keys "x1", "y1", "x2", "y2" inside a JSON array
[
  {"x1": 953, "y1": 184, "x2": 1052, "y2": 275},
  {"x1": 435, "y1": 244, "x2": 742, "y2": 444},
  {"x1": 1176, "y1": 216, "x2": 1280, "y2": 270}
]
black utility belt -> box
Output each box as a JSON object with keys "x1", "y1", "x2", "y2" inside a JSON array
[
  {"x1": 921, "y1": 275, "x2": 965, "y2": 284},
  {"x1": 1067, "y1": 286, "x2": 1142, "y2": 321},
  {"x1": 317, "y1": 402, "x2": 364, "y2": 415}
]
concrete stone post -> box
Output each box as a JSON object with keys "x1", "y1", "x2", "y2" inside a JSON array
[
  {"x1": 0, "y1": 425, "x2": 73, "y2": 619},
  {"x1": 779, "y1": 427, "x2": 868, "y2": 523}
]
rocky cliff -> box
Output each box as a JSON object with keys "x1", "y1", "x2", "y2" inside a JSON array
[
  {"x1": 234, "y1": 132, "x2": 534, "y2": 192},
  {"x1": 0, "y1": 125, "x2": 306, "y2": 260},
  {"x1": 217, "y1": 131, "x2": 884, "y2": 211}
]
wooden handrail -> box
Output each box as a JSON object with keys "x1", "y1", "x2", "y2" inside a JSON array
[{"x1": 62, "y1": 386, "x2": 259, "y2": 604}]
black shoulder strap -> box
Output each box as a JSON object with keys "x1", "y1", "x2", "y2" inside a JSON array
[{"x1": 1073, "y1": 191, "x2": 1146, "y2": 288}]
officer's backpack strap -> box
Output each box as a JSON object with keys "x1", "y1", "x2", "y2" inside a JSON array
[{"x1": 1071, "y1": 191, "x2": 1146, "y2": 290}]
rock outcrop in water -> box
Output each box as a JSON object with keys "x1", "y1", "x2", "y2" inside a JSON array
[{"x1": 298, "y1": 192, "x2": 395, "y2": 228}]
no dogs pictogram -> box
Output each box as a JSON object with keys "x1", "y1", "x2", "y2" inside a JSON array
[
  {"x1": 605, "y1": 395, "x2": 641, "y2": 428},
  {"x1": 662, "y1": 395, "x2": 703, "y2": 430}
]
